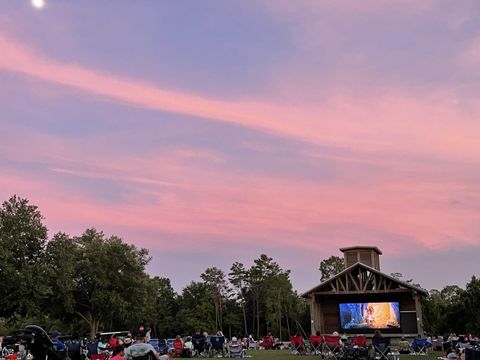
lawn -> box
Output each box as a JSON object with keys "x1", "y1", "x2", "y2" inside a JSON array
[{"x1": 243, "y1": 349, "x2": 442, "y2": 360}]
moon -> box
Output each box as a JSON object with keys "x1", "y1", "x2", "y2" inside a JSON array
[{"x1": 31, "y1": 0, "x2": 45, "y2": 9}]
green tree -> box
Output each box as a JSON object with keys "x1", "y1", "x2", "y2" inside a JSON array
[
  {"x1": 319, "y1": 255, "x2": 345, "y2": 282},
  {"x1": 423, "y1": 284, "x2": 466, "y2": 335},
  {"x1": 229, "y1": 262, "x2": 249, "y2": 336},
  {"x1": 175, "y1": 281, "x2": 215, "y2": 334},
  {"x1": 440, "y1": 285, "x2": 464, "y2": 303},
  {"x1": 72, "y1": 229, "x2": 151, "y2": 338},
  {"x1": 148, "y1": 277, "x2": 178, "y2": 338},
  {"x1": 241, "y1": 254, "x2": 300, "y2": 340},
  {"x1": 463, "y1": 276, "x2": 480, "y2": 333},
  {"x1": 44, "y1": 232, "x2": 80, "y2": 332},
  {"x1": 201, "y1": 267, "x2": 230, "y2": 332},
  {"x1": 0, "y1": 195, "x2": 50, "y2": 319}
]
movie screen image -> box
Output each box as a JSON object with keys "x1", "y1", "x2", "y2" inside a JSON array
[{"x1": 339, "y1": 302, "x2": 400, "y2": 329}]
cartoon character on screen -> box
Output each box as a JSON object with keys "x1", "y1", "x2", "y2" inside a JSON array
[{"x1": 365, "y1": 305, "x2": 375, "y2": 326}]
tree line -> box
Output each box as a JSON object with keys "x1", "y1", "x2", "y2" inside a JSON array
[
  {"x1": 1, "y1": 195, "x2": 478, "y2": 340},
  {"x1": 0, "y1": 195, "x2": 309, "y2": 339}
]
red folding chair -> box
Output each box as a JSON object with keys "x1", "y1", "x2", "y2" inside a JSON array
[
  {"x1": 354, "y1": 335, "x2": 367, "y2": 347},
  {"x1": 260, "y1": 336, "x2": 274, "y2": 349},
  {"x1": 309, "y1": 335, "x2": 324, "y2": 355},
  {"x1": 172, "y1": 339, "x2": 184, "y2": 357},
  {"x1": 290, "y1": 335, "x2": 305, "y2": 355},
  {"x1": 353, "y1": 335, "x2": 369, "y2": 358},
  {"x1": 91, "y1": 354, "x2": 106, "y2": 360},
  {"x1": 323, "y1": 335, "x2": 342, "y2": 360}
]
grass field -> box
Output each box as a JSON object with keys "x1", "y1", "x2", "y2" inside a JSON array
[{"x1": 243, "y1": 349, "x2": 442, "y2": 360}]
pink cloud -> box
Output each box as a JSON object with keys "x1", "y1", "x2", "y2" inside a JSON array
[
  {"x1": 1, "y1": 32, "x2": 480, "y2": 164},
  {"x1": 1, "y1": 119, "x2": 478, "y2": 256}
]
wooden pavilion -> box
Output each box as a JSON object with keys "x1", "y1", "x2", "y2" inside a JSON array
[{"x1": 302, "y1": 246, "x2": 428, "y2": 337}]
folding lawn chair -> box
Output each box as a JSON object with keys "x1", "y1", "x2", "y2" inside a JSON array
[
  {"x1": 372, "y1": 337, "x2": 391, "y2": 360},
  {"x1": 166, "y1": 339, "x2": 175, "y2": 354},
  {"x1": 90, "y1": 354, "x2": 106, "y2": 360},
  {"x1": 323, "y1": 335, "x2": 342, "y2": 360},
  {"x1": 343, "y1": 345, "x2": 358, "y2": 360},
  {"x1": 192, "y1": 336, "x2": 206, "y2": 357},
  {"x1": 209, "y1": 336, "x2": 225, "y2": 357},
  {"x1": 433, "y1": 337, "x2": 444, "y2": 352},
  {"x1": 66, "y1": 341, "x2": 82, "y2": 360},
  {"x1": 353, "y1": 335, "x2": 369, "y2": 359},
  {"x1": 156, "y1": 339, "x2": 168, "y2": 355},
  {"x1": 290, "y1": 335, "x2": 305, "y2": 355},
  {"x1": 130, "y1": 351, "x2": 155, "y2": 360},
  {"x1": 85, "y1": 341, "x2": 98, "y2": 358},
  {"x1": 247, "y1": 337, "x2": 256, "y2": 350},
  {"x1": 353, "y1": 335, "x2": 366, "y2": 348},
  {"x1": 412, "y1": 338, "x2": 429, "y2": 355},
  {"x1": 172, "y1": 339, "x2": 184, "y2": 357},
  {"x1": 228, "y1": 339, "x2": 245, "y2": 358},
  {"x1": 308, "y1": 335, "x2": 323, "y2": 355},
  {"x1": 260, "y1": 336, "x2": 274, "y2": 349},
  {"x1": 148, "y1": 339, "x2": 160, "y2": 353}
]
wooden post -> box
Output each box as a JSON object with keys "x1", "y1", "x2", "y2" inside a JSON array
[
  {"x1": 310, "y1": 294, "x2": 316, "y2": 335},
  {"x1": 413, "y1": 291, "x2": 425, "y2": 337}
]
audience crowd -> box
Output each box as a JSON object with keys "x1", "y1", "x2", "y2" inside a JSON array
[{"x1": 1, "y1": 326, "x2": 479, "y2": 360}]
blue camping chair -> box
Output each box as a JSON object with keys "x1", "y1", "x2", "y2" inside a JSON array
[
  {"x1": 372, "y1": 337, "x2": 391, "y2": 360},
  {"x1": 209, "y1": 336, "x2": 225, "y2": 357},
  {"x1": 412, "y1": 338, "x2": 429, "y2": 355}
]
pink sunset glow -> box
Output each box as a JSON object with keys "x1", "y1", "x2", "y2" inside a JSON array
[{"x1": 1, "y1": 1, "x2": 479, "y2": 292}]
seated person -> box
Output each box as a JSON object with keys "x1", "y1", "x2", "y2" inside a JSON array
[
  {"x1": 227, "y1": 337, "x2": 244, "y2": 357},
  {"x1": 125, "y1": 331, "x2": 160, "y2": 360},
  {"x1": 426, "y1": 334, "x2": 432, "y2": 348},
  {"x1": 109, "y1": 336, "x2": 118, "y2": 350},
  {"x1": 273, "y1": 337, "x2": 285, "y2": 350},
  {"x1": 203, "y1": 332, "x2": 211, "y2": 352},
  {"x1": 184, "y1": 337, "x2": 193, "y2": 353},
  {"x1": 398, "y1": 336, "x2": 411, "y2": 354},
  {"x1": 373, "y1": 330, "x2": 383, "y2": 340}
]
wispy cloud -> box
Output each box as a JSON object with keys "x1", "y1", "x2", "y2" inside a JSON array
[{"x1": 1, "y1": 32, "x2": 480, "y2": 163}]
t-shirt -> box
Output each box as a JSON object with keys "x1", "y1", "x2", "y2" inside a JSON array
[
  {"x1": 125, "y1": 343, "x2": 157, "y2": 359},
  {"x1": 52, "y1": 339, "x2": 66, "y2": 351}
]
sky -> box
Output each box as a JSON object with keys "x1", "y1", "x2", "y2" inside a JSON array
[{"x1": 1, "y1": 0, "x2": 480, "y2": 293}]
